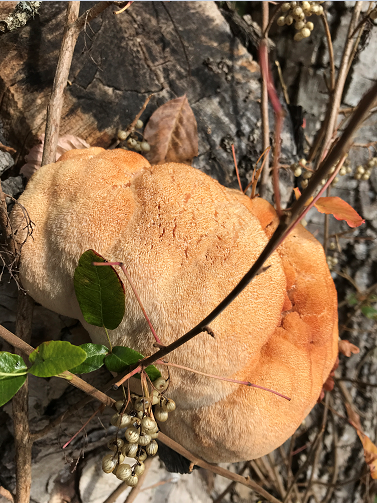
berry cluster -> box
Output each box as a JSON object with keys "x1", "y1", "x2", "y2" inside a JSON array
[
  {"x1": 290, "y1": 159, "x2": 355, "y2": 189},
  {"x1": 354, "y1": 158, "x2": 377, "y2": 181},
  {"x1": 117, "y1": 120, "x2": 151, "y2": 153},
  {"x1": 277, "y1": 2, "x2": 324, "y2": 41},
  {"x1": 101, "y1": 377, "x2": 175, "y2": 487}
]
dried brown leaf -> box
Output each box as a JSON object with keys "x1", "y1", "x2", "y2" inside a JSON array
[
  {"x1": 357, "y1": 431, "x2": 377, "y2": 480},
  {"x1": 20, "y1": 135, "x2": 90, "y2": 179},
  {"x1": 144, "y1": 95, "x2": 198, "y2": 165},
  {"x1": 339, "y1": 339, "x2": 360, "y2": 358}
]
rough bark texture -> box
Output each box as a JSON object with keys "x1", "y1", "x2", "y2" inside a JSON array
[{"x1": 0, "y1": 2, "x2": 376, "y2": 503}]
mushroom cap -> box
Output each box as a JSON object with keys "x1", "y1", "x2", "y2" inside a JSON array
[{"x1": 11, "y1": 148, "x2": 338, "y2": 462}]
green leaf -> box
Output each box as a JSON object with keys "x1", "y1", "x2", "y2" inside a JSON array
[
  {"x1": 361, "y1": 305, "x2": 377, "y2": 320},
  {"x1": 347, "y1": 294, "x2": 358, "y2": 306},
  {"x1": 28, "y1": 341, "x2": 87, "y2": 378},
  {"x1": 74, "y1": 250, "x2": 125, "y2": 330},
  {"x1": 105, "y1": 346, "x2": 161, "y2": 381},
  {"x1": 0, "y1": 352, "x2": 27, "y2": 406},
  {"x1": 69, "y1": 343, "x2": 108, "y2": 374}
]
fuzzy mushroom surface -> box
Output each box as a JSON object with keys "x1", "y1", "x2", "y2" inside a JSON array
[{"x1": 11, "y1": 148, "x2": 338, "y2": 463}]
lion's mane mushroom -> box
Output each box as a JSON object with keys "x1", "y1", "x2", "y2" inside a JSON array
[{"x1": 11, "y1": 148, "x2": 338, "y2": 463}]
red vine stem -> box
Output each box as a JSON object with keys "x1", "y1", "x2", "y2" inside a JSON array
[{"x1": 156, "y1": 360, "x2": 291, "y2": 401}]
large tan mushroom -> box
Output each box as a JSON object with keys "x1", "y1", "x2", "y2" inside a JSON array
[{"x1": 10, "y1": 148, "x2": 338, "y2": 463}]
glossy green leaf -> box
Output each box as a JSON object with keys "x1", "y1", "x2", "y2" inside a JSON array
[
  {"x1": 105, "y1": 346, "x2": 161, "y2": 381},
  {"x1": 0, "y1": 352, "x2": 27, "y2": 406},
  {"x1": 74, "y1": 249, "x2": 125, "y2": 330},
  {"x1": 28, "y1": 341, "x2": 87, "y2": 378},
  {"x1": 69, "y1": 343, "x2": 109, "y2": 374},
  {"x1": 361, "y1": 305, "x2": 377, "y2": 320}
]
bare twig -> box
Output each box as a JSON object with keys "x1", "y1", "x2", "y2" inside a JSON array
[
  {"x1": 283, "y1": 394, "x2": 330, "y2": 503},
  {"x1": 156, "y1": 359, "x2": 290, "y2": 400},
  {"x1": 12, "y1": 292, "x2": 34, "y2": 503},
  {"x1": 323, "y1": 408, "x2": 339, "y2": 503},
  {"x1": 315, "y1": 2, "x2": 362, "y2": 167},
  {"x1": 259, "y1": 2, "x2": 270, "y2": 197},
  {"x1": 158, "y1": 432, "x2": 283, "y2": 503},
  {"x1": 213, "y1": 461, "x2": 250, "y2": 503},
  {"x1": 320, "y1": 11, "x2": 335, "y2": 92},
  {"x1": 42, "y1": 2, "x2": 113, "y2": 166},
  {"x1": 41, "y1": 2, "x2": 80, "y2": 166},
  {"x1": 231, "y1": 144, "x2": 243, "y2": 192},
  {"x1": 259, "y1": 42, "x2": 285, "y2": 216}
]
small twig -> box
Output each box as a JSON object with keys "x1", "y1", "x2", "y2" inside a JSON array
[
  {"x1": 12, "y1": 292, "x2": 34, "y2": 503},
  {"x1": 320, "y1": 12, "x2": 335, "y2": 92},
  {"x1": 158, "y1": 432, "x2": 283, "y2": 503},
  {"x1": 278, "y1": 446, "x2": 302, "y2": 503},
  {"x1": 231, "y1": 144, "x2": 243, "y2": 192},
  {"x1": 75, "y1": 2, "x2": 112, "y2": 32},
  {"x1": 41, "y1": 2, "x2": 80, "y2": 166},
  {"x1": 243, "y1": 146, "x2": 270, "y2": 195},
  {"x1": 263, "y1": 4, "x2": 281, "y2": 38},
  {"x1": 283, "y1": 394, "x2": 330, "y2": 503},
  {"x1": 213, "y1": 461, "x2": 250, "y2": 503},
  {"x1": 337, "y1": 378, "x2": 377, "y2": 389},
  {"x1": 62, "y1": 404, "x2": 105, "y2": 449},
  {"x1": 267, "y1": 453, "x2": 286, "y2": 499},
  {"x1": 42, "y1": 2, "x2": 113, "y2": 166},
  {"x1": 259, "y1": 1, "x2": 270, "y2": 198},
  {"x1": 315, "y1": 2, "x2": 362, "y2": 167},
  {"x1": 156, "y1": 360, "x2": 291, "y2": 400},
  {"x1": 323, "y1": 408, "x2": 339, "y2": 503},
  {"x1": 259, "y1": 42, "x2": 285, "y2": 216},
  {"x1": 275, "y1": 60, "x2": 290, "y2": 105}
]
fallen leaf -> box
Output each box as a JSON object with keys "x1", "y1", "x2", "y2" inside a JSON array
[
  {"x1": 144, "y1": 95, "x2": 198, "y2": 165},
  {"x1": 20, "y1": 135, "x2": 90, "y2": 179},
  {"x1": 357, "y1": 431, "x2": 377, "y2": 480},
  {"x1": 314, "y1": 196, "x2": 365, "y2": 228},
  {"x1": 345, "y1": 404, "x2": 377, "y2": 479},
  {"x1": 339, "y1": 339, "x2": 360, "y2": 358}
]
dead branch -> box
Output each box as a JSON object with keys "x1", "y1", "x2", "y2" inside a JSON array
[
  {"x1": 12, "y1": 292, "x2": 34, "y2": 503},
  {"x1": 42, "y1": 2, "x2": 113, "y2": 166}
]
